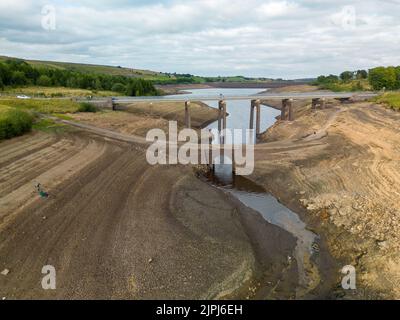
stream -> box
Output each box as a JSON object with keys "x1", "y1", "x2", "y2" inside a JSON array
[{"x1": 169, "y1": 88, "x2": 319, "y2": 294}]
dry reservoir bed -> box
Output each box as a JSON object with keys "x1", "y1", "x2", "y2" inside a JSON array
[{"x1": 0, "y1": 128, "x2": 296, "y2": 299}]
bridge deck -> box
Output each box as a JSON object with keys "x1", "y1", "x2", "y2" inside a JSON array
[{"x1": 105, "y1": 92, "x2": 377, "y2": 103}]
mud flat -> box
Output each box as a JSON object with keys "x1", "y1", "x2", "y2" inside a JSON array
[
  {"x1": 251, "y1": 94, "x2": 400, "y2": 299},
  {"x1": 0, "y1": 123, "x2": 296, "y2": 299},
  {"x1": 69, "y1": 101, "x2": 219, "y2": 137}
]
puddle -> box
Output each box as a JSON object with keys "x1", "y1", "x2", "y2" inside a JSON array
[{"x1": 205, "y1": 162, "x2": 319, "y2": 295}]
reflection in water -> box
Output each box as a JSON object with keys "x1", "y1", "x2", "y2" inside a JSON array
[
  {"x1": 168, "y1": 88, "x2": 281, "y2": 144},
  {"x1": 177, "y1": 88, "x2": 319, "y2": 294}
]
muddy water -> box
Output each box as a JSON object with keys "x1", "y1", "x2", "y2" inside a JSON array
[
  {"x1": 206, "y1": 168, "x2": 318, "y2": 296},
  {"x1": 175, "y1": 88, "x2": 320, "y2": 295}
]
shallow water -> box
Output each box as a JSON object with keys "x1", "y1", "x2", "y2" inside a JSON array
[
  {"x1": 175, "y1": 88, "x2": 318, "y2": 292},
  {"x1": 168, "y1": 88, "x2": 281, "y2": 144}
]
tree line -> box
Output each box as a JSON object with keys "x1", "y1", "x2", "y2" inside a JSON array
[
  {"x1": 315, "y1": 67, "x2": 400, "y2": 91},
  {"x1": 0, "y1": 59, "x2": 158, "y2": 96}
]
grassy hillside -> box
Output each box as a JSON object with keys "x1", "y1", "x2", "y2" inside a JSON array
[
  {"x1": 0, "y1": 55, "x2": 165, "y2": 79},
  {"x1": 0, "y1": 55, "x2": 302, "y2": 86}
]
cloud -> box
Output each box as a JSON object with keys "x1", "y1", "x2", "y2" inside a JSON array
[
  {"x1": 0, "y1": 0, "x2": 400, "y2": 78},
  {"x1": 258, "y1": 1, "x2": 297, "y2": 17}
]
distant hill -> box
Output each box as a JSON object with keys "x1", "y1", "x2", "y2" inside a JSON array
[
  {"x1": 0, "y1": 55, "x2": 315, "y2": 85},
  {"x1": 0, "y1": 55, "x2": 166, "y2": 79}
]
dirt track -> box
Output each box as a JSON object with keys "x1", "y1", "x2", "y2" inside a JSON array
[
  {"x1": 252, "y1": 98, "x2": 400, "y2": 299},
  {"x1": 0, "y1": 127, "x2": 296, "y2": 300}
]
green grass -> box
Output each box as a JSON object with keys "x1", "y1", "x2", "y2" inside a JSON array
[
  {"x1": 78, "y1": 102, "x2": 98, "y2": 113},
  {"x1": 0, "y1": 98, "x2": 81, "y2": 114},
  {"x1": 0, "y1": 55, "x2": 163, "y2": 78},
  {"x1": 374, "y1": 92, "x2": 400, "y2": 111},
  {"x1": 1, "y1": 86, "x2": 120, "y2": 98},
  {"x1": 52, "y1": 113, "x2": 74, "y2": 120},
  {"x1": 0, "y1": 105, "x2": 34, "y2": 140},
  {"x1": 32, "y1": 118, "x2": 68, "y2": 133},
  {"x1": 317, "y1": 80, "x2": 371, "y2": 92}
]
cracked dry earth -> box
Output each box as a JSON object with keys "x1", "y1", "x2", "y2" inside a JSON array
[{"x1": 253, "y1": 101, "x2": 400, "y2": 299}]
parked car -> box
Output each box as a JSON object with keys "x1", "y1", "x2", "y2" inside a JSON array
[{"x1": 16, "y1": 95, "x2": 31, "y2": 99}]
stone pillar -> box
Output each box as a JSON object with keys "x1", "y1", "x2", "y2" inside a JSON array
[
  {"x1": 108, "y1": 97, "x2": 115, "y2": 110},
  {"x1": 288, "y1": 99, "x2": 294, "y2": 121},
  {"x1": 208, "y1": 130, "x2": 214, "y2": 171},
  {"x1": 321, "y1": 98, "x2": 326, "y2": 109},
  {"x1": 255, "y1": 99, "x2": 261, "y2": 136},
  {"x1": 222, "y1": 101, "x2": 227, "y2": 131},
  {"x1": 250, "y1": 100, "x2": 255, "y2": 130},
  {"x1": 232, "y1": 145, "x2": 236, "y2": 174},
  {"x1": 311, "y1": 98, "x2": 318, "y2": 110},
  {"x1": 218, "y1": 100, "x2": 224, "y2": 132},
  {"x1": 281, "y1": 99, "x2": 288, "y2": 120},
  {"x1": 185, "y1": 101, "x2": 191, "y2": 129}
]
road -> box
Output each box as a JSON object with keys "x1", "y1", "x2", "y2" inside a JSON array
[{"x1": 82, "y1": 92, "x2": 378, "y2": 104}]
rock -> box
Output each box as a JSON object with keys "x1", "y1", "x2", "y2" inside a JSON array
[
  {"x1": 377, "y1": 240, "x2": 388, "y2": 250},
  {"x1": 299, "y1": 190, "x2": 306, "y2": 195},
  {"x1": 42, "y1": 216, "x2": 47, "y2": 220},
  {"x1": 2, "y1": 297, "x2": 6, "y2": 300},
  {"x1": 148, "y1": 258, "x2": 153, "y2": 264},
  {"x1": 1, "y1": 269, "x2": 10, "y2": 276},
  {"x1": 300, "y1": 198, "x2": 308, "y2": 205},
  {"x1": 307, "y1": 203, "x2": 318, "y2": 210}
]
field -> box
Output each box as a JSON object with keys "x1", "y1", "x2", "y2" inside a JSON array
[
  {"x1": 1, "y1": 86, "x2": 120, "y2": 98},
  {"x1": 0, "y1": 98, "x2": 81, "y2": 114}
]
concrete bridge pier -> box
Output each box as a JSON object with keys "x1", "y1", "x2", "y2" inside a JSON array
[
  {"x1": 185, "y1": 101, "x2": 191, "y2": 129},
  {"x1": 208, "y1": 129, "x2": 214, "y2": 172},
  {"x1": 218, "y1": 100, "x2": 227, "y2": 144},
  {"x1": 249, "y1": 99, "x2": 261, "y2": 135},
  {"x1": 282, "y1": 99, "x2": 294, "y2": 121},
  {"x1": 281, "y1": 99, "x2": 288, "y2": 120},
  {"x1": 312, "y1": 98, "x2": 326, "y2": 110},
  {"x1": 108, "y1": 97, "x2": 115, "y2": 111}
]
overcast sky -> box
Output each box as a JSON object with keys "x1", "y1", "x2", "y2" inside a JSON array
[{"x1": 0, "y1": 0, "x2": 399, "y2": 78}]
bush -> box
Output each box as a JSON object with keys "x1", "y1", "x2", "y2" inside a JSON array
[
  {"x1": 78, "y1": 102, "x2": 98, "y2": 113},
  {"x1": 374, "y1": 92, "x2": 400, "y2": 111},
  {"x1": 37, "y1": 75, "x2": 52, "y2": 87},
  {"x1": 369, "y1": 67, "x2": 399, "y2": 90},
  {"x1": 11, "y1": 71, "x2": 28, "y2": 86},
  {"x1": 111, "y1": 83, "x2": 126, "y2": 93},
  {"x1": 0, "y1": 107, "x2": 34, "y2": 140}
]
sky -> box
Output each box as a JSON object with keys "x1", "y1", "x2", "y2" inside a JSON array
[{"x1": 0, "y1": 0, "x2": 400, "y2": 79}]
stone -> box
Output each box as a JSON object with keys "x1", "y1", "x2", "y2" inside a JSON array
[{"x1": 1, "y1": 269, "x2": 10, "y2": 276}]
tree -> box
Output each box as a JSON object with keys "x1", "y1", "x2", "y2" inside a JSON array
[
  {"x1": 11, "y1": 71, "x2": 28, "y2": 86},
  {"x1": 111, "y1": 83, "x2": 126, "y2": 93},
  {"x1": 37, "y1": 75, "x2": 52, "y2": 87},
  {"x1": 0, "y1": 77, "x2": 4, "y2": 90},
  {"x1": 369, "y1": 67, "x2": 398, "y2": 90},
  {"x1": 356, "y1": 70, "x2": 368, "y2": 79},
  {"x1": 340, "y1": 71, "x2": 354, "y2": 82}
]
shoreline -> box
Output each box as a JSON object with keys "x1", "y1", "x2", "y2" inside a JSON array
[{"x1": 249, "y1": 91, "x2": 400, "y2": 299}]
